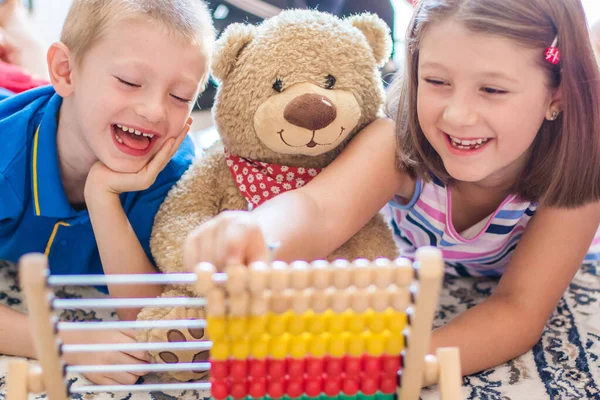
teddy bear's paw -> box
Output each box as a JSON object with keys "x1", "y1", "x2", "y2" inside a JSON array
[{"x1": 152, "y1": 327, "x2": 210, "y2": 381}]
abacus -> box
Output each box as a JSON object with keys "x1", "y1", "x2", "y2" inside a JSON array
[{"x1": 7, "y1": 246, "x2": 462, "y2": 400}]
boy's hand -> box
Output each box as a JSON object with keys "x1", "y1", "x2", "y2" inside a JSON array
[
  {"x1": 60, "y1": 329, "x2": 151, "y2": 385},
  {"x1": 183, "y1": 211, "x2": 270, "y2": 272},
  {"x1": 85, "y1": 118, "x2": 192, "y2": 198}
]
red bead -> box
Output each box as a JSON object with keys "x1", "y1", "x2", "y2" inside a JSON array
[
  {"x1": 230, "y1": 380, "x2": 248, "y2": 399},
  {"x1": 344, "y1": 356, "x2": 362, "y2": 377},
  {"x1": 361, "y1": 375, "x2": 379, "y2": 396},
  {"x1": 380, "y1": 375, "x2": 397, "y2": 394},
  {"x1": 286, "y1": 378, "x2": 304, "y2": 398},
  {"x1": 306, "y1": 357, "x2": 324, "y2": 377},
  {"x1": 210, "y1": 360, "x2": 229, "y2": 380},
  {"x1": 305, "y1": 376, "x2": 323, "y2": 397},
  {"x1": 287, "y1": 358, "x2": 305, "y2": 378},
  {"x1": 268, "y1": 358, "x2": 287, "y2": 379},
  {"x1": 323, "y1": 375, "x2": 342, "y2": 396},
  {"x1": 230, "y1": 360, "x2": 248, "y2": 380},
  {"x1": 267, "y1": 377, "x2": 287, "y2": 398},
  {"x1": 363, "y1": 355, "x2": 381, "y2": 375},
  {"x1": 342, "y1": 377, "x2": 359, "y2": 395},
  {"x1": 249, "y1": 359, "x2": 267, "y2": 377},
  {"x1": 381, "y1": 355, "x2": 400, "y2": 375},
  {"x1": 248, "y1": 377, "x2": 267, "y2": 398},
  {"x1": 211, "y1": 378, "x2": 229, "y2": 400},
  {"x1": 325, "y1": 356, "x2": 343, "y2": 376}
]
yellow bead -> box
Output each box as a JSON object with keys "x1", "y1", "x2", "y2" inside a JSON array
[
  {"x1": 341, "y1": 310, "x2": 354, "y2": 332},
  {"x1": 328, "y1": 312, "x2": 346, "y2": 334},
  {"x1": 367, "y1": 310, "x2": 387, "y2": 333},
  {"x1": 250, "y1": 334, "x2": 270, "y2": 359},
  {"x1": 269, "y1": 333, "x2": 290, "y2": 359},
  {"x1": 385, "y1": 309, "x2": 407, "y2": 333},
  {"x1": 364, "y1": 331, "x2": 385, "y2": 356},
  {"x1": 228, "y1": 316, "x2": 248, "y2": 340},
  {"x1": 347, "y1": 333, "x2": 365, "y2": 356},
  {"x1": 288, "y1": 312, "x2": 306, "y2": 335},
  {"x1": 248, "y1": 315, "x2": 269, "y2": 337},
  {"x1": 329, "y1": 333, "x2": 347, "y2": 357},
  {"x1": 289, "y1": 333, "x2": 310, "y2": 359},
  {"x1": 211, "y1": 339, "x2": 230, "y2": 361},
  {"x1": 348, "y1": 311, "x2": 367, "y2": 333},
  {"x1": 231, "y1": 337, "x2": 250, "y2": 360},
  {"x1": 309, "y1": 333, "x2": 330, "y2": 357},
  {"x1": 306, "y1": 310, "x2": 327, "y2": 335},
  {"x1": 268, "y1": 312, "x2": 289, "y2": 336},
  {"x1": 385, "y1": 330, "x2": 405, "y2": 355},
  {"x1": 206, "y1": 316, "x2": 226, "y2": 340}
]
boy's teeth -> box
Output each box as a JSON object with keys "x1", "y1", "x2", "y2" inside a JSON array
[{"x1": 116, "y1": 124, "x2": 154, "y2": 138}]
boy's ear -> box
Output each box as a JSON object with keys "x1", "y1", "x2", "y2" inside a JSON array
[
  {"x1": 47, "y1": 42, "x2": 74, "y2": 97},
  {"x1": 211, "y1": 23, "x2": 256, "y2": 83}
]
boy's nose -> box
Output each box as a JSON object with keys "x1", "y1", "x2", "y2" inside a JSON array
[
  {"x1": 284, "y1": 93, "x2": 337, "y2": 131},
  {"x1": 136, "y1": 98, "x2": 167, "y2": 123}
]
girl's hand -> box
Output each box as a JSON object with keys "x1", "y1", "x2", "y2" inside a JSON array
[
  {"x1": 183, "y1": 211, "x2": 271, "y2": 272},
  {"x1": 84, "y1": 118, "x2": 191, "y2": 199}
]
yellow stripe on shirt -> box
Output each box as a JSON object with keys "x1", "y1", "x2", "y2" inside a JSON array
[
  {"x1": 32, "y1": 126, "x2": 41, "y2": 216},
  {"x1": 44, "y1": 221, "x2": 70, "y2": 256}
]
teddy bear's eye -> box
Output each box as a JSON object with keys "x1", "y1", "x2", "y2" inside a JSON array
[
  {"x1": 325, "y1": 74, "x2": 336, "y2": 90},
  {"x1": 273, "y1": 78, "x2": 284, "y2": 93}
]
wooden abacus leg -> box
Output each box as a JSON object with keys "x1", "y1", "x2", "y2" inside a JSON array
[
  {"x1": 6, "y1": 359, "x2": 29, "y2": 400},
  {"x1": 19, "y1": 254, "x2": 68, "y2": 400},
  {"x1": 437, "y1": 347, "x2": 462, "y2": 400},
  {"x1": 397, "y1": 247, "x2": 444, "y2": 400}
]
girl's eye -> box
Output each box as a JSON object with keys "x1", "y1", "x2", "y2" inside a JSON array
[
  {"x1": 171, "y1": 94, "x2": 193, "y2": 103},
  {"x1": 116, "y1": 77, "x2": 141, "y2": 88},
  {"x1": 424, "y1": 78, "x2": 446, "y2": 86},
  {"x1": 273, "y1": 78, "x2": 284, "y2": 93},
  {"x1": 482, "y1": 87, "x2": 508, "y2": 95},
  {"x1": 325, "y1": 74, "x2": 336, "y2": 90}
]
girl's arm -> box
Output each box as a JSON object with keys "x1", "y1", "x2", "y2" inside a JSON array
[
  {"x1": 184, "y1": 118, "x2": 410, "y2": 268},
  {"x1": 427, "y1": 200, "x2": 600, "y2": 384}
]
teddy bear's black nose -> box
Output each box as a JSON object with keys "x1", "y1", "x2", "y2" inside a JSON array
[{"x1": 284, "y1": 93, "x2": 337, "y2": 131}]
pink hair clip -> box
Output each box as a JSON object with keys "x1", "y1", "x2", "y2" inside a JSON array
[{"x1": 545, "y1": 36, "x2": 560, "y2": 65}]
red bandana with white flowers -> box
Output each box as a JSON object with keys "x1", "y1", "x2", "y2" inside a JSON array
[{"x1": 225, "y1": 149, "x2": 322, "y2": 207}]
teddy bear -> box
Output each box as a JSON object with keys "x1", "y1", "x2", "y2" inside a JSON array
[{"x1": 136, "y1": 9, "x2": 399, "y2": 382}]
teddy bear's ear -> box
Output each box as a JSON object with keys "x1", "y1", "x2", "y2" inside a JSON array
[
  {"x1": 212, "y1": 23, "x2": 257, "y2": 82},
  {"x1": 346, "y1": 13, "x2": 393, "y2": 68}
]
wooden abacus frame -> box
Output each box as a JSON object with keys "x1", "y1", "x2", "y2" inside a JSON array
[{"x1": 7, "y1": 247, "x2": 462, "y2": 400}]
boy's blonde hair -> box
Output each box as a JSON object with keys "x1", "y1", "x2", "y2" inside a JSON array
[{"x1": 61, "y1": 0, "x2": 215, "y2": 64}]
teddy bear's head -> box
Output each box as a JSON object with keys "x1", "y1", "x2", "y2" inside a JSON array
[{"x1": 211, "y1": 9, "x2": 392, "y2": 168}]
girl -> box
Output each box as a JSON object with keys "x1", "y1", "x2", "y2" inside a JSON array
[{"x1": 183, "y1": 0, "x2": 600, "y2": 384}]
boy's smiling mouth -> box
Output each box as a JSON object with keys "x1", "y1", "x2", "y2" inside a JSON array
[{"x1": 111, "y1": 124, "x2": 160, "y2": 156}]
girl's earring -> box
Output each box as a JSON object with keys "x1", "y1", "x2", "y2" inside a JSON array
[{"x1": 548, "y1": 110, "x2": 559, "y2": 121}]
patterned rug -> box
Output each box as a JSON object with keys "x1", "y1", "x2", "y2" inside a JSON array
[{"x1": 0, "y1": 260, "x2": 597, "y2": 400}]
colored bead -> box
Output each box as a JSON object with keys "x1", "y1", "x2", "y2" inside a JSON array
[
  {"x1": 288, "y1": 312, "x2": 306, "y2": 335},
  {"x1": 249, "y1": 358, "x2": 267, "y2": 378},
  {"x1": 231, "y1": 337, "x2": 250, "y2": 360},
  {"x1": 211, "y1": 339, "x2": 230, "y2": 361},
  {"x1": 385, "y1": 310, "x2": 406, "y2": 333},
  {"x1": 228, "y1": 316, "x2": 248, "y2": 339},
  {"x1": 305, "y1": 376, "x2": 323, "y2": 397},
  {"x1": 249, "y1": 315, "x2": 269, "y2": 337},
  {"x1": 325, "y1": 356, "x2": 344, "y2": 376},
  {"x1": 268, "y1": 377, "x2": 287, "y2": 398},
  {"x1": 287, "y1": 377, "x2": 304, "y2": 398},
  {"x1": 250, "y1": 334, "x2": 270, "y2": 359},
  {"x1": 287, "y1": 358, "x2": 305, "y2": 378},
  {"x1": 268, "y1": 358, "x2": 287, "y2": 379},
  {"x1": 347, "y1": 312, "x2": 366, "y2": 333},
  {"x1": 328, "y1": 312, "x2": 346, "y2": 334},
  {"x1": 344, "y1": 355, "x2": 362, "y2": 377},
  {"x1": 323, "y1": 375, "x2": 342, "y2": 397},
  {"x1": 340, "y1": 394, "x2": 357, "y2": 400},
  {"x1": 270, "y1": 333, "x2": 290, "y2": 359},
  {"x1": 306, "y1": 356, "x2": 324, "y2": 377},
  {"x1": 347, "y1": 333, "x2": 365, "y2": 357},
  {"x1": 379, "y1": 375, "x2": 397, "y2": 394},
  {"x1": 268, "y1": 312, "x2": 289, "y2": 336},
  {"x1": 364, "y1": 331, "x2": 385, "y2": 357},
  {"x1": 230, "y1": 359, "x2": 248, "y2": 380},
  {"x1": 289, "y1": 333, "x2": 310, "y2": 359},
  {"x1": 329, "y1": 333, "x2": 347, "y2": 357},
  {"x1": 381, "y1": 355, "x2": 400, "y2": 375},
  {"x1": 210, "y1": 359, "x2": 229, "y2": 380},
  {"x1": 363, "y1": 355, "x2": 381, "y2": 375},
  {"x1": 309, "y1": 333, "x2": 330, "y2": 357},
  {"x1": 361, "y1": 375, "x2": 379, "y2": 396},
  {"x1": 206, "y1": 316, "x2": 227, "y2": 340},
  {"x1": 248, "y1": 377, "x2": 267, "y2": 398},
  {"x1": 342, "y1": 377, "x2": 359, "y2": 395},
  {"x1": 210, "y1": 378, "x2": 229, "y2": 400},
  {"x1": 306, "y1": 310, "x2": 327, "y2": 335},
  {"x1": 384, "y1": 331, "x2": 404, "y2": 355},
  {"x1": 366, "y1": 310, "x2": 386, "y2": 333},
  {"x1": 376, "y1": 392, "x2": 396, "y2": 400},
  {"x1": 230, "y1": 379, "x2": 248, "y2": 399}
]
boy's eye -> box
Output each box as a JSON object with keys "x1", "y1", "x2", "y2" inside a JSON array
[
  {"x1": 482, "y1": 87, "x2": 508, "y2": 95},
  {"x1": 325, "y1": 74, "x2": 336, "y2": 90},
  {"x1": 115, "y1": 76, "x2": 141, "y2": 88},
  {"x1": 170, "y1": 94, "x2": 193, "y2": 103},
  {"x1": 424, "y1": 78, "x2": 446, "y2": 86},
  {"x1": 273, "y1": 78, "x2": 284, "y2": 93}
]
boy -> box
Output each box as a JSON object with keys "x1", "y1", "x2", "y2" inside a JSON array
[{"x1": 0, "y1": 0, "x2": 214, "y2": 386}]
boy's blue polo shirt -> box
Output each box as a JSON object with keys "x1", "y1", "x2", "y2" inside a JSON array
[{"x1": 0, "y1": 85, "x2": 195, "y2": 277}]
